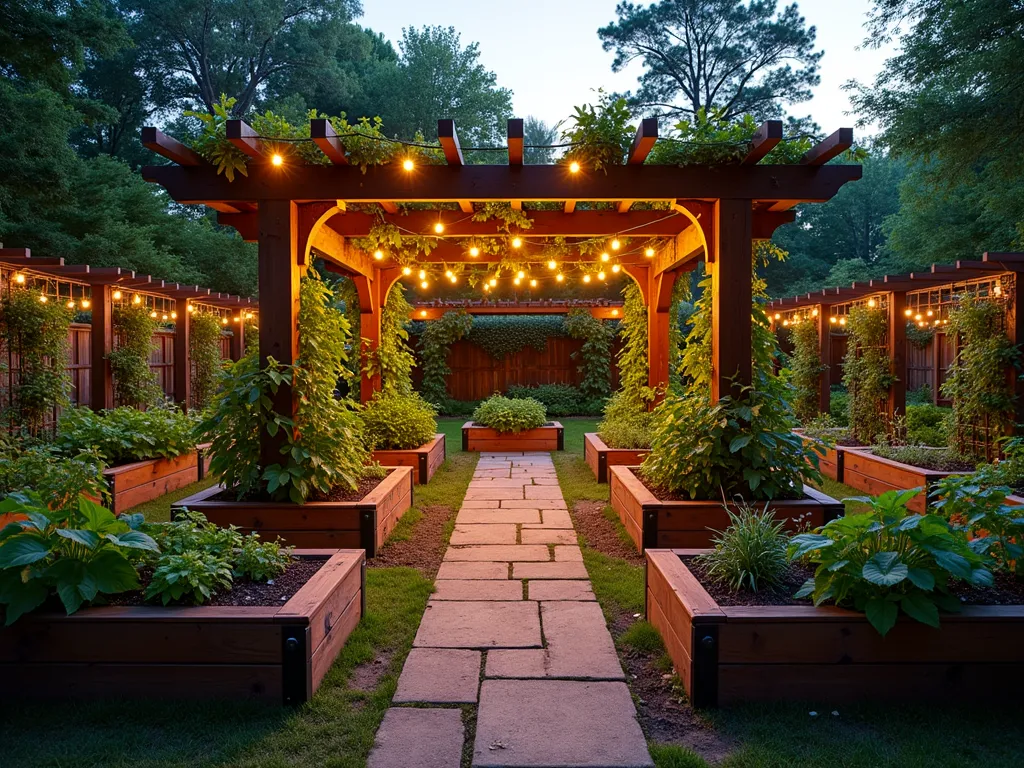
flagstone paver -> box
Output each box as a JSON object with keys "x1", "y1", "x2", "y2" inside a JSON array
[{"x1": 376, "y1": 452, "x2": 651, "y2": 768}]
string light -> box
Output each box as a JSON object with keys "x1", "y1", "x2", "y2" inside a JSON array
[
  {"x1": 234, "y1": 316, "x2": 241, "y2": 323},
  {"x1": 449, "y1": 274, "x2": 457, "y2": 284},
  {"x1": 271, "y1": 154, "x2": 284, "y2": 167},
  {"x1": 171, "y1": 311, "x2": 177, "y2": 319},
  {"x1": 611, "y1": 264, "x2": 621, "y2": 274},
  {"x1": 149, "y1": 310, "x2": 158, "y2": 318},
  {"x1": 402, "y1": 158, "x2": 415, "y2": 171},
  {"x1": 66, "y1": 300, "x2": 75, "y2": 309},
  {"x1": 926, "y1": 309, "x2": 933, "y2": 317},
  {"x1": 420, "y1": 310, "x2": 428, "y2": 318},
  {"x1": 547, "y1": 260, "x2": 557, "y2": 270},
  {"x1": 420, "y1": 280, "x2": 429, "y2": 289},
  {"x1": 811, "y1": 308, "x2": 819, "y2": 317},
  {"x1": 610, "y1": 239, "x2": 620, "y2": 251},
  {"x1": 782, "y1": 319, "x2": 789, "y2": 327},
  {"x1": 373, "y1": 250, "x2": 384, "y2": 261},
  {"x1": 13, "y1": 273, "x2": 25, "y2": 284},
  {"x1": 611, "y1": 309, "x2": 619, "y2": 317},
  {"x1": 221, "y1": 317, "x2": 228, "y2": 325},
  {"x1": 186, "y1": 304, "x2": 194, "y2": 313},
  {"x1": 402, "y1": 266, "x2": 413, "y2": 276},
  {"x1": 645, "y1": 247, "x2": 655, "y2": 258},
  {"x1": 867, "y1": 298, "x2": 876, "y2": 308},
  {"x1": 81, "y1": 299, "x2": 90, "y2": 309},
  {"x1": 418, "y1": 269, "x2": 427, "y2": 280},
  {"x1": 511, "y1": 237, "x2": 522, "y2": 248},
  {"x1": 774, "y1": 313, "x2": 781, "y2": 320},
  {"x1": 569, "y1": 161, "x2": 580, "y2": 173},
  {"x1": 555, "y1": 273, "x2": 564, "y2": 283},
  {"x1": 433, "y1": 222, "x2": 445, "y2": 234},
  {"x1": 513, "y1": 277, "x2": 521, "y2": 286},
  {"x1": 469, "y1": 246, "x2": 480, "y2": 257},
  {"x1": 915, "y1": 313, "x2": 922, "y2": 321},
  {"x1": 517, "y1": 270, "x2": 526, "y2": 280},
  {"x1": 904, "y1": 308, "x2": 913, "y2": 317},
  {"x1": 839, "y1": 317, "x2": 847, "y2": 326},
  {"x1": 995, "y1": 284, "x2": 1003, "y2": 296},
  {"x1": 489, "y1": 278, "x2": 497, "y2": 287},
  {"x1": 39, "y1": 294, "x2": 47, "y2": 303},
  {"x1": 583, "y1": 274, "x2": 592, "y2": 284},
  {"x1": 445, "y1": 270, "x2": 454, "y2": 279},
  {"x1": 162, "y1": 313, "x2": 169, "y2": 321},
  {"x1": 112, "y1": 290, "x2": 122, "y2": 300},
  {"x1": 133, "y1": 294, "x2": 142, "y2": 305},
  {"x1": 600, "y1": 252, "x2": 610, "y2": 262},
  {"x1": 529, "y1": 279, "x2": 538, "y2": 288},
  {"x1": 597, "y1": 271, "x2": 606, "y2": 281},
  {"x1": 830, "y1": 316, "x2": 837, "y2": 324}
]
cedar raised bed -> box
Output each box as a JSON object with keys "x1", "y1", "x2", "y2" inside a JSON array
[
  {"x1": 0, "y1": 550, "x2": 365, "y2": 704},
  {"x1": 173, "y1": 466, "x2": 414, "y2": 555},
  {"x1": 105, "y1": 451, "x2": 202, "y2": 514},
  {"x1": 609, "y1": 465, "x2": 843, "y2": 553},
  {"x1": 793, "y1": 431, "x2": 845, "y2": 482},
  {"x1": 462, "y1": 421, "x2": 564, "y2": 452},
  {"x1": 646, "y1": 549, "x2": 1024, "y2": 707},
  {"x1": 372, "y1": 433, "x2": 446, "y2": 485},
  {"x1": 842, "y1": 447, "x2": 965, "y2": 514},
  {"x1": 584, "y1": 432, "x2": 650, "y2": 483}
]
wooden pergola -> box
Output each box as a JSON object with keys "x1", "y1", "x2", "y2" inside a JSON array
[{"x1": 141, "y1": 117, "x2": 860, "y2": 465}]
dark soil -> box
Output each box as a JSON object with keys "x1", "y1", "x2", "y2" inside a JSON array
[
  {"x1": 950, "y1": 570, "x2": 1024, "y2": 606},
  {"x1": 638, "y1": 473, "x2": 800, "y2": 503},
  {"x1": 571, "y1": 500, "x2": 643, "y2": 565},
  {"x1": 211, "y1": 473, "x2": 389, "y2": 503},
  {"x1": 349, "y1": 650, "x2": 395, "y2": 693},
  {"x1": 682, "y1": 556, "x2": 815, "y2": 607},
  {"x1": 369, "y1": 503, "x2": 455, "y2": 579},
  {"x1": 107, "y1": 556, "x2": 328, "y2": 607}
]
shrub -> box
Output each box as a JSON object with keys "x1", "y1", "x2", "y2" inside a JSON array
[
  {"x1": 598, "y1": 391, "x2": 656, "y2": 449},
  {"x1": 695, "y1": 503, "x2": 790, "y2": 592},
  {"x1": 790, "y1": 489, "x2": 993, "y2": 636},
  {"x1": 0, "y1": 441, "x2": 106, "y2": 515},
  {"x1": 361, "y1": 390, "x2": 438, "y2": 450},
  {"x1": 473, "y1": 395, "x2": 547, "y2": 433},
  {"x1": 108, "y1": 302, "x2": 162, "y2": 408},
  {"x1": 0, "y1": 493, "x2": 159, "y2": 624},
  {"x1": 506, "y1": 384, "x2": 601, "y2": 417},
  {"x1": 640, "y1": 385, "x2": 822, "y2": 500},
  {"x1": 57, "y1": 404, "x2": 198, "y2": 465},
  {"x1": 906, "y1": 403, "x2": 951, "y2": 447}
]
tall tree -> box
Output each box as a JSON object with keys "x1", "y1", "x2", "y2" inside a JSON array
[
  {"x1": 598, "y1": 0, "x2": 821, "y2": 121},
  {"x1": 523, "y1": 116, "x2": 557, "y2": 164}
]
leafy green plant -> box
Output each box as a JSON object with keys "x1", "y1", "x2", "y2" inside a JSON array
[
  {"x1": 563, "y1": 309, "x2": 615, "y2": 401},
  {"x1": 466, "y1": 315, "x2": 567, "y2": 359},
  {"x1": 190, "y1": 311, "x2": 224, "y2": 411},
  {"x1": 646, "y1": 110, "x2": 815, "y2": 166},
  {"x1": 906, "y1": 403, "x2": 951, "y2": 447},
  {"x1": 598, "y1": 282, "x2": 655, "y2": 447},
  {"x1": 366, "y1": 283, "x2": 416, "y2": 394},
  {"x1": 829, "y1": 388, "x2": 850, "y2": 426},
  {"x1": 334, "y1": 276, "x2": 362, "y2": 397},
  {"x1": 0, "y1": 286, "x2": 72, "y2": 435},
  {"x1": 235, "y1": 536, "x2": 292, "y2": 581},
  {"x1": 361, "y1": 461, "x2": 390, "y2": 481},
  {"x1": 800, "y1": 413, "x2": 851, "y2": 446},
  {"x1": 108, "y1": 302, "x2": 162, "y2": 408},
  {"x1": 942, "y1": 295, "x2": 1019, "y2": 459},
  {"x1": 930, "y1": 473, "x2": 1024, "y2": 574},
  {"x1": 0, "y1": 441, "x2": 106, "y2": 515},
  {"x1": 472, "y1": 395, "x2": 547, "y2": 433},
  {"x1": 417, "y1": 310, "x2": 473, "y2": 405},
  {"x1": 145, "y1": 551, "x2": 233, "y2": 606},
  {"x1": 57, "y1": 404, "x2": 198, "y2": 465},
  {"x1": 871, "y1": 444, "x2": 972, "y2": 472},
  {"x1": 695, "y1": 503, "x2": 790, "y2": 592},
  {"x1": 505, "y1": 384, "x2": 601, "y2": 417},
  {"x1": 597, "y1": 392, "x2": 656, "y2": 449},
  {"x1": 842, "y1": 305, "x2": 893, "y2": 445},
  {"x1": 788, "y1": 319, "x2": 826, "y2": 423},
  {"x1": 561, "y1": 91, "x2": 635, "y2": 172},
  {"x1": 0, "y1": 493, "x2": 158, "y2": 624},
  {"x1": 361, "y1": 390, "x2": 437, "y2": 450},
  {"x1": 789, "y1": 489, "x2": 993, "y2": 636}
]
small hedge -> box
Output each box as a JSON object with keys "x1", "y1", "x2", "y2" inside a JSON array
[
  {"x1": 505, "y1": 383, "x2": 603, "y2": 416},
  {"x1": 472, "y1": 395, "x2": 547, "y2": 433},
  {"x1": 56, "y1": 404, "x2": 199, "y2": 466},
  {"x1": 362, "y1": 390, "x2": 438, "y2": 450}
]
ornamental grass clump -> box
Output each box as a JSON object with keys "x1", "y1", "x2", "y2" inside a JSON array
[
  {"x1": 695, "y1": 503, "x2": 789, "y2": 592},
  {"x1": 473, "y1": 395, "x2": 547, "y2": 434}
]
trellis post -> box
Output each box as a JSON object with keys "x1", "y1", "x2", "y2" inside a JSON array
[
  {"x1": 711, "y1": 199, "x2": 753, "y2": 401},
  {"x1": 173, "y1": 297, "x2": 190, "y2": 409},
  {"x1": 888, "y1": 291, "x2": 907, "y2": 418},
  {"x1": 90, "y1": 284, "x2": 114, "y2": 411},
  {"x1": 648, "y1": 269, "x2": 677, "y2": 393},
  {"x1": 1007, "y1": 274, "x2": 1024, "y2": 426},
  {"x1": 817, "y1": 303, "x2": 831, "y2": 415},
  {"x1": 257, "y1": 200, "x2": 302, "y2": 468},
  {"x1": 229, "y1": 317, "x2": 245, "y2": 361}
]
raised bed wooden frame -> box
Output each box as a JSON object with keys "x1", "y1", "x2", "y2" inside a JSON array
[
  {"x1": 842, "y1": 447, "x2": 964, "y2": 514},
  {"x1": 105, "y1": 451, "x2": 200, "y2": 515},
  {"x1": 0, "y1": 550, "x2": 365, "y2": 704},
  {"x1": 793, "y1": 431, "x2": 845, "y2": 483},
  {"x1": 609, "y1": 465, "x2": 844, "y2": 553},
  {"x1": 462, "y1": 421, "x2": 564, "y2": 452},
  {"x1": 646, "y1": 548, "x2": 1024, "y2": 707},
  {"x1": 371, "y1": 433, "x2": 446, "y2": 485},
  {"x1": 583, "y1": 432, "x2": 650, "y2": 483},
  {"x1": 173, "y1": 466, "x2": 414, "y2": 554}
]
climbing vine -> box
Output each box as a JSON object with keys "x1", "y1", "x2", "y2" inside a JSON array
[
  {"x1": 366, "y1": 283, "x2": 416, "y2": 394},
  {"x1": 942, "y1": 295, "x2": 1019, "y2": 458},
  {"x1": 109, "y1": 303, "x2": 161, "y2": 408},
  {"x1": 0, "y1": 287, "x2": 72, "y2": 434},
  {"x1": 789, "y1": 319, "x2": 826, "y2": 424},
  {"x1": 842, "y1": 306, "x2": 893, "y2": 445},
  {"x1": 563, "y1": 309, "x2": 615, "y2": 401},
  {"x1": 334, "y1": 276, "x2": 361, "y2": 398},
  {"x1": 418, "y1": 310, "x2": 473, "y2": 406},
  {"x1": 906, "y1": 322, "x2": 934, "y2": 349},
  {"x1": 189, "y1": 312, "x2": 223, "y2": 411},
  {"x1": 666, "y1": 275, "x2": 691, "y2": 394},
  {"x1": 466, "y1": 315, "x2": 566, "y2": 359}
]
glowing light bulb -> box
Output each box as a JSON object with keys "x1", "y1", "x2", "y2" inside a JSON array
[
  {"x1": 271, "y1": 154, "x2": 283, "y2": 167},
  {"x1": 402, "y1": 266, "x2": 412, "y2": 276},
  {"x1": 830, "y1": 316, "x2": 837, "y2": 324},
  {"x1": 112, "y1": 290, "x2": 122, "y2": 300},
  {"x1": 530, "y1": 279, "x2": 537, "y2": 288},
  {"x1": 449, "y1": 275, "x2": 457, "y2": 284},
  {"x1": 555, "y1": 273, "x2": 564, "y2": 283},
  {"x1": 186, "y1": 304, "x2": 194, "y2": 313},
  {"x1": 611, "y1": 309, "x2": 619, "y2": 317},
  {"x1": 867, "y1": 298, "x2": 876, "y2": 308},
  {"x1": 433, "y1": 222, "x2": 445, "y2": 234},
  {"x1": 812, "y1": 308, "x2": 819, "y2": 317},
  {"x1": 569, "y1": 161, "x2": 580, "y2": 173},
  {"x1": 511, "y1": 237, "x2": 522, "y2": 248},
  {"x1": 583, "y1": 274, "x2": 592, "y2": 284},
  {"x1": 469, "y1": 246, "x2": 480, "y2": 257},
  {"x1": 13, "y1": 273, "x2": 25, "y2": 284},
  {"x1": 783, "y1": 320, "x2": 789, "y2": 327},
  {"x1": 839, "y1": 317, "x2": 847, "y2": 326},
  {"x1": 373, "y1": 250, "x2": 384, "y2": 261},
  {"x1": 246, "y1": 312, "x2": 254, "y2": 319},
  {"x1": 150, "y1": 311, "x2": 157, "y2": 318},
  {"x1": 611, "y1": 264, "x2": 621, "y2": 274},
  {"x1": 133, "y1": 294, "x2": 141, "y2": 305},
  {"x1": 905, "y1": 308, "x2": 913, "y2": 317},
  {"x1": 918, "y1": 321, "x2": 925, "y2": 327},
  {"x1": 39, "y1": 294, "x2": 47, "y2": 303},
  {"x1": 66, "y1": 300, "x2": 76, "y2": 309},
  {"x1": 600, "y1": 253, "x2": 610, "y2": 262},
  {"x1": 995, "y1": 284, "x2": 1003, "y2": 296},
  {"x1": 513, "y1": 277, "x2": 521, "y2": 286},
  {"x1": 171, "y1": 311, "x2": 177, "y2": 319},
  {"x1": 611, "y1": 239, "x2": 620, "y2": 251},
  {"x1": 418, "y1": 270, "x2": 426, "y2": 280},
  {"x1": 402, "y1": 158, "x2": 415, "y2": 171},
  {"x1": 597, "y1": 271, "x2": 606, "y2": 281},
  {"x1": 420, "y1": 280, "x2": 429, "y2": 289},
  {"x1": 162, "y1": 313, "x2": 168, "y2": 321},
  {"x1": 926, "y1": 309, "x2": 933, "y2": 317},
  {"x1": 81, "y1": 299, "x2": 90, "y2": 309},
  {"x1": 547, "y1": 260, "x2": 557, "y2": 270},
  {"x1": 221, "y1": 317, "x2": 228, "y2": 325},
  {"x1": 915, "y1": 313, "x2": 922, "y2": 321},
  {"x1": 517, "y1": 270, "x2": 526, "y2": 280},
  {"x1": 489, "y1": 278, "x2": 497, "y2": 287},
  {"x1": 420, "y1": 310, "x2": 428, "y2": 318},
  {"x1": 445, "y1": 270, "x2": 453, "y2": 278}
]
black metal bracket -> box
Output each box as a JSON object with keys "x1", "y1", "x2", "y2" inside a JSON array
[
  {"x1": 556, "y1": 426, "x2": 565, "y2": 451},
  {"x1": 417, "y1": 452, "x2": 428, "y2": 485},
  {"x1": 359, "y1": 507, "x2": 376, "y2": 558},
  {"x1": 691, "y1": 624, "x2": 720, "y2": 708},
  {"x1": 641, "y1": 507, "x2": 659, "y2": 552},
  {"x1": 280, "y1": 625, "x2": 311, "y2": 705},
  {"x1": 598, "y1": 453, "x2": 608, "y2": 483}
]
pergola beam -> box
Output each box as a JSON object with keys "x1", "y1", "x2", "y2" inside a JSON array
[
  {"x1": 438, "y1": 119, "x2": 464, "y2": 166},
  {"x1": 626, "y1": 118, "x2": 658, "y2": 165},
  {"x1": 310, "y1": 118, "x2": 349, "y2": 165},
  {"x1": 802, "y1": 128, "x2": 854, "y2": 166},
  {"x1": 742, "y1": 120, "x2": 783, "y2": 165},
  {"x1": 141, "y1": 127, "x2": 203, "y2": 166},
  {"x1": 226, "y1": 120, "x2": 262, "y2": 158},
  {"x1": 507, "y1": 119, "x2": 524, "y2": 166}
]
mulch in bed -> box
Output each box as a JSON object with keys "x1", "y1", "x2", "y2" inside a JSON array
[
  {"x1": 106, "y1": 556, "x2": 329, "y2": 608},
  {"x1": 210, "y1": 472, "x2": 389, "y2": 503}
]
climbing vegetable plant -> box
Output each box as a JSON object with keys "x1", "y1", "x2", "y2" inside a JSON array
[
  {"x1": 842, "y1": 306, "x2": 893, "y2": 445},
  {"x1": 334, "y1": 276, "x2": 361, "y2": 397},
  {"x1": 563, "y1": 309, "x2": 614, "y2": 402},
  {"x1": 942, "y1": 295, "x2": 1019, "y2": 459},
  {"x1": 0, "y1": 287, "x2": 72, "y2": 435},
  {"x1": 109, "y1": 303, "x2": 161, "y2": 408},
  {"x1": 789, "y1": 319, "x2": 827, "y2": 424},
  {"x1": 189, "y1": 312, "x2": 223, "y2": 411},
  {"x1": 418, "y1": 310, "x2": 473, "y2": 406},
  {"x1": 366, "y1": 283, "x2": 416, "y2": 394}
]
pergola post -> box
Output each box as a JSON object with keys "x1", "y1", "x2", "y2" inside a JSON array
[
  {"x1": 888, "y1": 291, "x2": 907, "y2": 418},
  {"x1": 229, "y1": 317, "x2": 245, "y2": 361},
  {"x1": 173, "y1": 297, "x2": 190, "y2": 409},
  {"x1": 817, "y1": 303, "x2": 831, "y2": 415},
  {"x1": 648, "y1": 269, "x2": 677, "y2": 393},
  {"x1": 711, "y1": 199, "x2": 753, "y2": 401},
  {"x1": 354, "y1": 272, "x2": 383, "y2": 403},
  {"x1": 257, "y1": 199, "x2": 302, "y2": 468},
  {"x1": 90, "y1": 284, "x2": 114, "y2": 411}
]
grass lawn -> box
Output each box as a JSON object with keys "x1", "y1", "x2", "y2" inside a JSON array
[{"x1": 551, "y1": 441, "x2": 1024, "y2": 768}]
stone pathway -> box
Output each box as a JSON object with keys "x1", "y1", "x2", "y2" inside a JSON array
[{"x1": 369, "y1": 452, "x2": 653, "y2": 768}]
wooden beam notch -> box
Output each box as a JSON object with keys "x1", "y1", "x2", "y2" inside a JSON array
[
  {"x1": 310, "y1": 118, "x2": 349, "y2": 165},
  {"x1": 438, "y1": 119, "x2": 464, "y2": 166},
  {"x1": 627, "y1": 117, "x2": 658, "y2": 164},
  {"x1": 741, "y1": 120, "x2": 783, "y2": 165},
  {"x1": 141, "y1": 127, "x2": 203, "y2": 166},
  {"x1": 801, "y1": 128, "x2": 854, "y2": 166},
  {"x1": 507, "y1": 118, "x2": 524, "y2": 166},
  {"x1": 226, "y1": 120, "x2": 262, "y2": 158}
]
